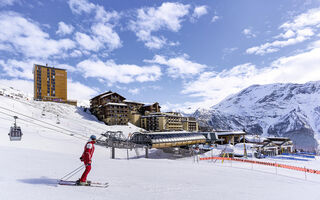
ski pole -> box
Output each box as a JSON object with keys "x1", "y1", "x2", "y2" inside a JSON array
[
  {"x1": 62, "y1": 166, "x2": 85, "y2": 181},
  {"x1": 61, "y1": 165, "x2": 85, "y2": 181},
  {"x1": 60, "y1": 165, "x2": 85, "y2": 180}
]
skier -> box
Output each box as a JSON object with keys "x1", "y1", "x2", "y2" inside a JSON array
[{"x1": 78, "y1": 135, "x2": 97, "y2": 185}]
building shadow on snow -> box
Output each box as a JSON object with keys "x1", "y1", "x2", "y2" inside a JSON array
[{"x1": 17, "y1": 177, "x2": 59, "y2": 187}]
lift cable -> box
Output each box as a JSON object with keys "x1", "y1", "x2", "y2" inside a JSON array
[
  {"x1": 0, "y1": 110, "x2": 88, "y2": 141},
  {"x1": 0, "y1": 105, "x2": 90, "y2": 138},
  {"x1": 1, "y1": 96, "x2": 107, "y2": 133}
]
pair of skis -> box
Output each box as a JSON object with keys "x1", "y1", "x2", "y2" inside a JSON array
[{"x1": 58, "y1": 180, "x2": 109, "y2": 188}]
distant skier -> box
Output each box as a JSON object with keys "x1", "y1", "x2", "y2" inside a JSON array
[{"x1": 78, "y1": 135, "x2": 97, "y2": 185}]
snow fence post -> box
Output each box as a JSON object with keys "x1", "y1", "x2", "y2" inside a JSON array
[
  {"x1": 127, "y1": 148, "x2": 129, "y2": 160},
  {"x1": 304, "y1": 166, "x2": 307, "y2": 180},
  {"x1": 145, "y1": 146, "x2": 149, "y2": 158},
  {"x1": 111, "y1": 147, "x2": 115, "y2": 159}
]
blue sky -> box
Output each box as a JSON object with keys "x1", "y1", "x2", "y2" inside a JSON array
[{"x1": 1, "y1": 0, "x2": 320, "y2": 113}]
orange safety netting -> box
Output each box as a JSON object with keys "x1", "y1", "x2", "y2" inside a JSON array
[{"x1": 200, "y1": 157, "x2": 320, "y2": 174}]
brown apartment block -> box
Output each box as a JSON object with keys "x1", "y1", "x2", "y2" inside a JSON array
[
  {"x1": 33, "y1": 64, "x2": 76, "y2": 105},
  {"x1": 90, "y1": 91, "x2": 131, "y2": 125},
  {"x1": 90, "y1": 90, "x2": 199, "y2": 130}
]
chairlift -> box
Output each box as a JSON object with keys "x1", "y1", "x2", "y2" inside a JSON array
[
  {"x1": 42, "y1": 107, "x2": 45, "y2": 116},
  {"x1": 8, "y1": 116, "x2": 22, "y2": 141},
  {"x1": 56, "y1": 114, "x2": 60, "y2": 124}
]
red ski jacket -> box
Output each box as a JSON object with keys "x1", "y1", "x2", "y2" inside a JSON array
[{"x1": 80, "y1": 140, "x2": 95, "y2": 165}]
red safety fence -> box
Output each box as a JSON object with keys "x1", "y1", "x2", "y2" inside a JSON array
[{"x1": 200, "y1": 157, "x2": 320, "y2": 174}]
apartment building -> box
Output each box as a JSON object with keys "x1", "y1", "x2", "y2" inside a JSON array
[
  {"x1": 124, "y1": 100, "x2": 144, "y2": 127},
  {"x1": 182, "y1": 117, "x2": 199, "y2": 132},
  {"x1": 141, "y1": 102, "x2": 161, "y2": 115},
  {"x1": 33, "y1": 64, "x2": 76, "y2": 105},
  {"x1": 90, "y1": 91, "x2": 129, "y2": 125},
  {"x1": 34, "y1": 64, "x2": 67, "y2": 101},
  {"x1": 141, "y1": 112, "x2": 184, "y2": 132}
]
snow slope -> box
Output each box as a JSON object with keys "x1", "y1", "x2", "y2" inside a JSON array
[{"x1": 1, "y1": 88, "x2": 320, "y2": 200}]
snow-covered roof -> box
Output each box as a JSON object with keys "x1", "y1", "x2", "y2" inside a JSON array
[
  {"x1": 105, "y1": 102, "x2": 128, "y2": 106},
  {"x1": 123, "y1": 100, "x2": 145, "y2": 104},
  {"x1": 144, "y1": 131, "x2": 189, "y2": 135},
  {"x1": 99, "y1": 92, "x2": 114, "y2": 99},
  {"x1": 216, "y1": 131, "x2": 246, "y2": 136}
]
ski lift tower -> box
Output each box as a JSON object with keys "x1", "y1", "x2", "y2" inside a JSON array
[{"x1": 8, "y1": 116, "x2": 23, "y2": 141}]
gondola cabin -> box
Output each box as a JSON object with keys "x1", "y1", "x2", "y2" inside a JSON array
[
  {"x1": 8, "y1": 116, "x2": 22, "y2": 141},
  {"x1": 9, "y1": 126, "x2": 22, "y2": 141}
]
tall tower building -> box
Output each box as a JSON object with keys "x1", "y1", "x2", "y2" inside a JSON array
[{"x1": 33, "y1": 64, "x2": 67, "y2": 102}]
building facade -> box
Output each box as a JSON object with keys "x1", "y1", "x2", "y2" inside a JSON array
[
  {"x1": 182, "y1": 117, "x2": 199, "y2": 132},
  {"x1": 124, "y1": 100, "x2": 144, "y2": 127},
  {"x1": 33, "y1": 64, "x2": 67, "y2": 101},
  {"x1": 140, "y1": 112, "x2": 199, "y2": 132},
  {"x1": 90, "y1": 91, "x2": 130, "y2": 125}
]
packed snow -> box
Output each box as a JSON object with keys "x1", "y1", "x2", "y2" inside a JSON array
[{"x1": 1, "y1": 87, "x2": 320, "y2": 200}]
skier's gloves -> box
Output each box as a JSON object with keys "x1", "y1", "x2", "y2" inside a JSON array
[{"x1": 80, "y1": 156, "x2": 84, "y2": 161}]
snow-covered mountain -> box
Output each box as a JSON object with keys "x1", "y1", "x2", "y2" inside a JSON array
[{"x1": 193, "y1": 81, "x2": 320, "y2": 151}]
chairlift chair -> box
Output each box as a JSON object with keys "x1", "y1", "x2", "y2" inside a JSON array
[
  {"x1": 56, "y1": 114, "x2": 60, "y2": 124},
  {"x1": 8, "y1": 116, "x2": 22, "y2": 141},
  {"x1": 42, "y1": 107, "x2": 45, "y2": 116}
]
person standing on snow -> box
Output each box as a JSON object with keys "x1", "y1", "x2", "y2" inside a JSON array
[{"x1": 78, "y1": 135, "x2": 96, "y2": 185}]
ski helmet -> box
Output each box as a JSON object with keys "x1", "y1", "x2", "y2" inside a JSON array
[{"x1": 90, "y1": 135, "x2": 97, "y2": 141}]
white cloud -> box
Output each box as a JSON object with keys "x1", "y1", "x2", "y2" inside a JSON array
[
  {"x1": 91, "y1": 23, "x2": 121, "y2": 50},
  {"x1": 0, "y1": 0, "x2": 18, "y2": 7},
  {"x1": 76, "y1": 59, "x2": 162, "y2": 84},
  {"x1": 128, "y1": 88, "x2": 140, "y2": 95},
  {"x1": 95, "y1": 5, "x2": 120, "y2": 23},
  {"x1": 211, "y1": 15, "x2": 220, "y2": 23},
  {"x1": 183, "y1": 45, "x2": 320, "y2": 109},
  {"x1": 68, "y1": 0, "x2": 95, "y2": 15},
  {"x1": 246, "y1": 28, "x2": 314, "y2": 55},
  {"x1": 75, "y1": 23, "x2": 121, "y2": 52},
  {"x1": 75, "y1": 32, "x2": 101, "y2": 51},
  {"x1": 277, "y1": 30, "x2": 295, "y2": 39},
  {"x1": 56, "y1": 22, "x2": 74, "y2": 36},
  {"x1": 67, "y1": 1, "x2": 122, "y2": 53},
  {"x1": 70, "y1": 50, "x2": 83, "y2": 57},
  {"x1": 161, "y1": 101, "x2": 200, "y2": 114},
  {"x1": 247, "y1": 7, "x2": 320, "y2": 55},
  {"x1": 280, "y1": 7, "x2": 320, "y2": 30},
  {"x1": 145, "y1": 55, "x2": 207, "y2": 78},
  {"x1": 242, "y1": 28, "x2": 256, "y2": 38},
  {"x1": 67, "y1": 79, "x2": 99, "y2": 100},
  {"x1": 191, "y1": 5, "x2": 208, "y2": 21},
  {"x1": 0, "y1": 12, "x2": 75, "y2": 58},
  {"x1": 129, "y1": 2, "x2": 190, "y2": 49},
  {"x1": 0, "y1": 59, "x2": 39, "y2": 79},
  {"x1": 58, "y1": 64, "x2": 76, "y2": 72}
]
